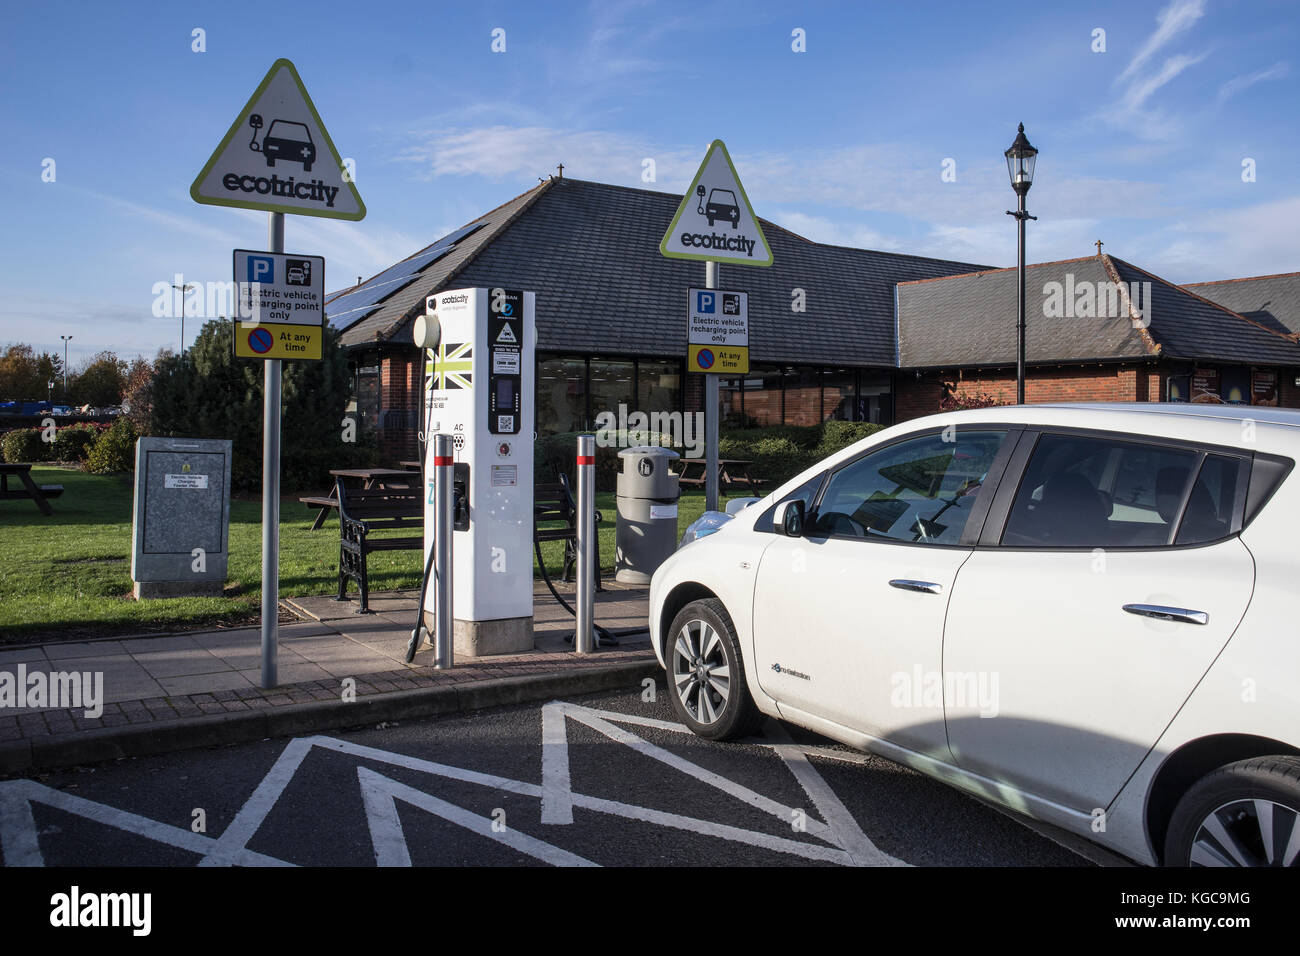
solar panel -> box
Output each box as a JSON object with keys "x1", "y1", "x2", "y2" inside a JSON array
[{"x1": 325, "y1": 222, "x2": 487, "y2": 331}]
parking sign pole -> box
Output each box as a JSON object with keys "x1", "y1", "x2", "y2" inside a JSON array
[
  {"x1": 261, "y1": 211, "x2": 283, "y2": 689},
  {"x1": 705, "y1": 261, "x2": 719, "y2": 513},
  {"x1": 575, "y1": 434, "x2": 596, "y2": 654}
]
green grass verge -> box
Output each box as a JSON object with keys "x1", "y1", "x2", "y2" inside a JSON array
[{"x1": 0, "y1": 467, "x2": 716, "y2": 640}]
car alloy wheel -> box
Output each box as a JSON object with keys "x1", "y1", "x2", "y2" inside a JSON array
[
  {"x1": 1188, "y1": 798, "x2": 1300, "y2": 867},
  {"x1": 671, "y1": 618, "x2": 730, "y2": 726}
]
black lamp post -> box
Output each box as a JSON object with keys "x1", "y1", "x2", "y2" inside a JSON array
[{"x1": 1005, "y1": 123, "x2": 1038, "y2": 405}]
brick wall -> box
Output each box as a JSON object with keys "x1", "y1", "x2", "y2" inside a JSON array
[{"x1": 894, "y1": 364, "x2": 1155, "y2": 422}]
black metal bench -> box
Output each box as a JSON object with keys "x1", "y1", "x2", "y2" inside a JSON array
[
  {"x1": 336, "y1": 478, "x2": 423, "y2": 613},
  {"x1": 534, "y1": 475, "x2": 603, "y2": 591}
]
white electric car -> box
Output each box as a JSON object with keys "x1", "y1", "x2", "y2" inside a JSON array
[{"x1": 650, "y1": 403, "x2": 1300, "y2": 866}]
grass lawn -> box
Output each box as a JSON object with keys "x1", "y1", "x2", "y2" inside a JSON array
[{"x1": 0, "y1": 466, "x2": 714, "y2": 640}]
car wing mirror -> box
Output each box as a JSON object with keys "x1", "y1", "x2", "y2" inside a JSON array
[{"x1": 773, "y1": 499, "x2": 806, "y2": 537}]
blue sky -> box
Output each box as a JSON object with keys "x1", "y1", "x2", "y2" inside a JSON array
[{"x1": 2, "y1": 0, "x2": 1297, "y2": 365}]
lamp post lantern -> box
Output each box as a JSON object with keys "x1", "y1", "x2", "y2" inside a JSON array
[{"x1": 1004, "y1": 123, "x2": 1038, "y2": 405}]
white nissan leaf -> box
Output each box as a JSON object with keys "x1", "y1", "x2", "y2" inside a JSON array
[{"x1": 650, "y1": 403, "x2": 1300, "y2": 866}]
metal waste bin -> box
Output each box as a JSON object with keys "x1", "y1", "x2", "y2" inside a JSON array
[{"x1": 615, "y1": 445, "x2": 681, "y2": 584}]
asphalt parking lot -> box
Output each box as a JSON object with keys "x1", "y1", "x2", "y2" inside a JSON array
[{"x1": 1, "y1": 684, "x2": 1110, "y2": 867}]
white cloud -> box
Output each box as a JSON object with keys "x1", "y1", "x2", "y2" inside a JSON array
[
  {"x1": 1116, "y1": 0, "x2": 1206, "y2": 85},
  {"x1": 1119, "y1": 52, "x2": 1209, "y2": 113},
  {"x1": 1216, "y1": 61, "x2": 1290, "y2": 105}
]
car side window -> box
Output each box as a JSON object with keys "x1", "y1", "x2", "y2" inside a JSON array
[
  {"x1": 1175, "y1": 454, "x2": 1239, "y2": 545},
  {"x1": 809, "y1": 431, "x2": 1006, "y2": 544},
  {"x1": 754, "y1": 471, "x2": 826, "y2": 533},
  {"x1": 1001, "y1": 433, "x2": 1231, "y2": 548}
]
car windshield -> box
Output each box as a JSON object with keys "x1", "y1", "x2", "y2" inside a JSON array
[
  {"x1": 709, "y1": 190, "x2": 736, "y2": 204},
  {"x1": 267, "y1": 121, "x2": 310, "y2": 140}
]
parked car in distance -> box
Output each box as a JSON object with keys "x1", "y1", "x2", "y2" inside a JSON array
[{"x1": 650, "y1": 403, "x2": 1300, "y2": 866}]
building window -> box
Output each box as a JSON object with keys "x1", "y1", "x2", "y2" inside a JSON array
[
  {"x1": 718, "y1": 375, "x2": 745, "y2": 427},
  {"x1": 353, "y1": 360, "x2": 380, "y2": 433},
  {"x1": 537, "y1": 356, "x2": 587, "y2": 435},
  {"x1": 823, "y1": 368, "x2": 857, "y2": 421},
  {"x1": 782, "y1": 367, "x2": 822, "y2": 425},
  {"x1": 637, "y1": 359, "x2": 682, "y2": 418},
  {"x1": 1220, "y1": 367, "x2": 1250, "y2": 405},
  {"x1": 745, "y1": 365, "x2": 784, "y2": 426},
  {"x1": 860, "y1": 371, "x2": 892, "y2": 424},
  {"x1": 589, "y1": 358, "x2": 635, "y2": 426}
]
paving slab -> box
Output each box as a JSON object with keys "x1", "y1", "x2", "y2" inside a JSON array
[{"x1": 0, "y1": 585, "x2": 656, "y2": 775}]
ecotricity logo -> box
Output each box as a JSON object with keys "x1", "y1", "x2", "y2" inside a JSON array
[
  {"x1": 221, "y1": 172, "x2": 340, "y2": 207},
  {"x1": 677, "y1": 230, "x2": 758, "y2": 258}
]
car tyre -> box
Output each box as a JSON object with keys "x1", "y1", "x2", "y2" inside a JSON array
[
  {"x1": 1164, "y1": 755, "x2": 1300, "y2": 866},
  {"x1": 665, "y1": 598, "x2": 764, "y2": 741}
]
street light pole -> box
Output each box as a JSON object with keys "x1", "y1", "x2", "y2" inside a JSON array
[
  {"x1": 1004, "y1": 123, "x2": 1038, "y2": 405},
  {"x1": 60, "y1": 335, "x2": 72, "y2": 402},
  {"x1": 172, "y1": 282, "x2": 197, "y2": 357}
]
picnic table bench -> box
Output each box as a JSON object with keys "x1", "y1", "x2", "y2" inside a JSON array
[
  {"x1": 0, "y1": 462, "x2": 64, "y2": 516},
  {"x1": 301, "y1": 467, "x2": 421, "y2": 530},
  {"x1": 673, "y1": 458, "x2": 766, "y2": 496},
  {"x1": 336, "y1": 477, "x2": 424, "y2": 613},
  {"x1": 534, "y1": 474, "x2": 603, "y2": 591}
]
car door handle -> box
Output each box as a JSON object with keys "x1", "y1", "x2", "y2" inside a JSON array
[
  {"x1": 889, "y1": 579, "x2": 943, "y2": 595},
  {"x1": 1122, "y1": 603, "x2": 1209, "y2": 626}
]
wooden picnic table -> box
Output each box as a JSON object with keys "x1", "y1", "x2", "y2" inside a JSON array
[
  {"x1": 672, "y1": 458, "x2": 765, "y2": 496},
  {"x1": 0, "y1": 462, "x2": 64, "y2": 516},
  {"x1": 300, "y1": 468, "x2": 421, "y2": 530}
]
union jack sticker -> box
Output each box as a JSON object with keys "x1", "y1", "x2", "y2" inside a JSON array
[{"x1": 426, "y1": 342, "x2": 473, "y2": 390}]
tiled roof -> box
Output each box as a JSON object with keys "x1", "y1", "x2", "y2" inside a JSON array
[
  {"x1": 897, "y1": 254, "x2": 1300, "y2": 369},
  {"x1": 341, "y1": 177, "x2": 988, "y2": 366},
  {"x1": 334, "y1": 181, "x2": 550, "y2": 347},
  {"x1": 1184, "y1": 272, "x2": 1300, "y2": 339}
]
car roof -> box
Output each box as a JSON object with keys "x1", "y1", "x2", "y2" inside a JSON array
[{"x1": 863, "y1": 402, "x2": 1300, "y2": 463}]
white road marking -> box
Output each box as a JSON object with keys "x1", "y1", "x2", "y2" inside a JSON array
[
  {"x1": 0, "y1": 778, "x2": 290, "y2": 867},
  {"x1": 1, "y1": 699, "x2": 913, "y2": 868},
  {"x1": 357, "y1": 768, "x2": 597, "y2": 867},
  {"x1": 540, "y1": 699, "x2": 573, "y2": 824},
  {"x1": 765, "y1": 724, "x2": 906, "y2": 867}
]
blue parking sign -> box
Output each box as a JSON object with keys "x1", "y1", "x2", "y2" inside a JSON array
[
  {"x1": 248, "y1": 255, "x2": 274, "y2": 283},
  {"x1": 697, "y1": 291, "x2": 715, "y2": 313}
]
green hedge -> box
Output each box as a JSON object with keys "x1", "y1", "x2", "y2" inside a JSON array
[
  {"x1": 1, "y1": 428, "x2": 51, "y2": 464},
  {"x1": 86, "y1": 418, "x2": 138, "y2": 474},
  {"x1": 53, "y1": 424, "x2": 100, "y2": 462},
  {"x1": 536, "y1": 430, "x2": 676, "y2": 492},
  {"x1": 534, "y1": 421, "x2": 885, "y2": 495},
  {"x1": 718, "y1": 421, "x2": 885, "y2": 489}
]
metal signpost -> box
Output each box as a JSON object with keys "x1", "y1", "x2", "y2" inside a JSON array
[
  {"x1": 660, "y1": 140, "x2": 770, "y2": 512},
  {"x1": 192, "y1": 59, "x2": 365, "y2": 689},
  {"x1": 575, "y1": 434, "x2": 596, "y2": 654}
]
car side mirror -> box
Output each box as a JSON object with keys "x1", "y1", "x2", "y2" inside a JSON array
[{"x1": 773, "y1": 499, "x2": 805, "y2": 537}]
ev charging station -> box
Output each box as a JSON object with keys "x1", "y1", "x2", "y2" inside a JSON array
[{"x1": 414, "y1": 288, "x2": 536, "y2": 658}]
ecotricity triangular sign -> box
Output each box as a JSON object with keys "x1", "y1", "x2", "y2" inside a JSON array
[
  {"x1": 660, "y1": 139, "x2": 771, "y2": 267},
  {"x1": 190, "y1": 58, "x2": 365, "y2": 221}
]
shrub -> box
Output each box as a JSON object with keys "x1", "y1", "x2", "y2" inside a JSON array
[
  {"x1": 1, "y1": 427, "x2": 50, "y2": 464},
  {"x1": 536, "y1": 430, "x2": 675, "y2": 492},
  {"x1": 147, "y1": 320, "x2": 362, "y2": 493},
  {"x1": 53, "y1": 424, "x2": 98, "y2": 462},
  {"x1": 940, "y1": 389, "x2": 1005, "y2": 412},
  {"x1": 716, "y1": 421, "x2": 886, "y2": 490},
  {"x1": 86, "y1": 417, "x2": 138, "y2": 473}
]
